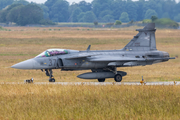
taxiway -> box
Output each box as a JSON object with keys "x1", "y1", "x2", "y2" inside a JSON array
[{"x1": 1, "y1": 82, "x2": 180, "y2": 85}]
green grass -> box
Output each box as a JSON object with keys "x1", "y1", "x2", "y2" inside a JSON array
[
  {"x1": 57, "y1": 22, "x2": 106, "y2": 26},
  {"x1": 0, "y1": 26, "x2": 6, "y2": 31}
]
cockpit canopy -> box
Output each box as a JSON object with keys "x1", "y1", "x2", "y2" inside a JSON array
[{"x1": 36, "y1": 49, "x2": 68, "y2": 58}]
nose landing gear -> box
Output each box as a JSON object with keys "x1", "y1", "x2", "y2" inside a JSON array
[
  {"x1": 49, "y1": 77, "x2": 55, "y2": 82},
  {"x1": 43, "y1": 69, "x2": 56, "y2": 82}
]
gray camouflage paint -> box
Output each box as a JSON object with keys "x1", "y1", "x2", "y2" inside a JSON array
[{"x1": 11, "y1": 23, "x2": 175, "y2": 82}]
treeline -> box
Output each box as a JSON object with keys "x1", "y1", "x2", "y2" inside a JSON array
[
  {"x1": 0, "y1": 4, "x2": 45, "y2": 26},
  {"x1": 0, "y1": 0, "x2": 180, "y2": 26}
]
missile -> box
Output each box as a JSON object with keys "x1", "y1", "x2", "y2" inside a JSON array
[{"x1": 77, "y1": 71, "x2": 127, "y2": 79}]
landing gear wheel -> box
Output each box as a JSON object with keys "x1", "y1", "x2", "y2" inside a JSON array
[
  {"x1": 49, "y1": 78, "x2": 55, "y2": 82},
  {"x1": 98, "y1": 78, "x2": 105, "y2": 82},
  {"x1": 51, "y1": 78, "x2": 55, "y2": 82},
  {"x1": 114, "y1": 74, "x2": 122, "y2": 82}
]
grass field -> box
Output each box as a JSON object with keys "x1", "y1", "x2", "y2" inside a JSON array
[
  {"x1": 0, "y1": 84, "x2": 180, "y2": 120},
  {"x1": 0, "y1": 26, "x2": 180, "y2": 119},
  {"x1": 0, "y1": 26, "x2": 179, "y2": 82}
]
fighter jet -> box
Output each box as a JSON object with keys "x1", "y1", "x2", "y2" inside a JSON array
[{"x1": 11, "y1": 23, "x2": 175, "y2": 82}]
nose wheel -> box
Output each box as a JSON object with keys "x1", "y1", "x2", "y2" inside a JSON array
[
  {"x1": 43, "y1": 69, "x2": 56, "y2": 82},
  {"x1": 49, "y1": 77, "x2": 55, "y2": 82}
]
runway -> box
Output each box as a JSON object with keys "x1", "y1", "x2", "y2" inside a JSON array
[{"x1": 1, "y1": 81, "x2": 180, "y2": 85}]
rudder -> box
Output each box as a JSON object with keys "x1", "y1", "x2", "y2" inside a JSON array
[{"x1": 123, "y1": 23, "x2": 157, "y2": 51}]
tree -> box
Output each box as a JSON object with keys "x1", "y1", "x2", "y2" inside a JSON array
[
  {"x1": 156, "y1": 3, "x2": 163, "y2": 18},
  {"x1": 151, "y1": 16, "x2": 158, "y2": 22},
  {"x1": 142, "y1": 19, "x2": 152, "y2": 24},
  {"x1": 136, "y1": 0, "x2": 145, "y2": 21},
  {"x1": 38, "y1": 4, "x2": 49, "y2": 19},
  {"x1": 147, "y1": 0, "x2": 160, "y2": 16},
  {"x1": 161, "y1": 0, "x2": 176, "y2": 20},
  {"x1": 45, "y1": 0, "x2": 58, "y2": 8},
  {"x1": 111, "y1": 0, "x2": 126, "y2": 20},
  {"x1": 119, "y1": 12, "x2": 129, "y2": 23},
  {"x1": 78, "y1": 1, "x2": 92, "y2": 12},
  {"x1": 17, "y1": 4, "x2": 43, "y2": 25},
  {"x1": 94, "y1": 21, "x2": 98, "y2": 25},
  {"x1": 1, "y1": 0, "x2": 180, "y2": 25},
  {"x1": 102, "y1": 14, "x2": 114, "y2": 23},
  {"x1": 0, "y1": 10, "x2": 8, "y2": 22},
  {"x1": 6, "y1": 4, "x2": 23, "y2": 23},
  {"x1": 0, "y1": 3, "x2": 44, "y2": 25},
  {"x1": 144, "y1": 9, "x2": 158, "y2": 19},
  {"x1": 71, "y1": 7, "x2": 82, "y2": 22},
  {"x1": 92, "y1": 0, "x2": 112, "y2": 17},
  {"x1": 115, "y1": 20, "x2": 122, "y2": 25},
  {"x1": 174, "y1": 3, "x2": 180, "y2": 19},
  {"x1": 92, "y1": 3, "x2": 101, "y2": 17},
  {"x1": 92, "y1": 0, "x2": 112, "y2": 11},
  {"x1": 68, "y1": 3, "x2": 78, "y2": 21},
  {"x1": 99, "y1": 10, "x2": 112, "y2": 19},
  {"x1": 174, "y1": 14, "x2": 180, "y2": 22},
  {"x1": 77, "y1": 12, "x2": 85, "y2": 22},
  {"x1": 126, "y1": 1, "x2": 138, "y2": 21},
  {"x1": 13, "y1": 0, "x2": 29, "y2": 5},
  {"x1": 100, "y1": 3, "x2": 110, "y2": 11},
  {"x1": 45, "y1": 0, "x2": 69, "y2": 22},
  {"x1": 83, "y1": 11, "x2": 96, "y2": 23},
  {"x1": 154, "y1": 18, "x2": 179, "y2": 29},
  {"x1": 0, "y1": 0, "x2": 14, "y2": 10},
  {"x1": 162, "y1": 12, "x2": 170, "y2": 18},
  {"x1": 0, "y1": 3, "x2": 23, "y2": 23}
]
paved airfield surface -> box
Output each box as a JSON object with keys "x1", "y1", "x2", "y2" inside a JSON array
[{"x1": 1, "y1": 82, "x2": 180, "y2": 85}]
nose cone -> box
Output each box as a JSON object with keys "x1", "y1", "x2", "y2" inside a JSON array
[{"x1": 11, "y1": 59, "x2": 34, "y2": 69}]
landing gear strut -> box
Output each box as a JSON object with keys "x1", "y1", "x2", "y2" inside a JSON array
[
  {"x1": 113, "y1": 67, "x2": 122, "y2": 82},
  {"x1": 45, "y1": 69, "x2": 56, "y2": 82},
  {"x1": 109, "y1": 67, "x2": 123, "y2": 82}
]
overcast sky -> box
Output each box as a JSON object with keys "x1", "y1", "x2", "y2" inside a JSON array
[{"x1": 27, "y1": 0, "x2": 179, "y2": 4}]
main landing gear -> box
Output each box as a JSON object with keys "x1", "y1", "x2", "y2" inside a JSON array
[
  {"x1": 112, "y1": 67, "x2": 123, "y2": 82},
  {"x1": 94, "y1": 67, "x2": 123, "y2": 83},
  {"x1": 43, "y1": 69, "x2": 56, "y2": 82},
  {"x1": 97, "y1": 74, "x2": 122, "y2": 83},
  {"x1": 114, "y1": 74, "x2": 122, "y2": 82},
  {"x1": 98, "y1": 79, "x2": 105, "y2": 82}
]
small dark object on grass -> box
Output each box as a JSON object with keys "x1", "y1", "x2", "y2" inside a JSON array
[{"x1": 24, "y1": 78, "x2": 33, "y2": 83}]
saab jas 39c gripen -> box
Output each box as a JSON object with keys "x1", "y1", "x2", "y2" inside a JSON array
[{"x1": 11, "y1": 23, "x2": 175, "y2": 82}]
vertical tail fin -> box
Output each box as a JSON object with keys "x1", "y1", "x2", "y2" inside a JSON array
[{"x1": 123, "y1": 23, "x2": 157, "y2": 51}]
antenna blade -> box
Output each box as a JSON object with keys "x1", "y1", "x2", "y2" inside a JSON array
[{"x1": 86, "y1": 45, "x2": 91, "y2": 51}]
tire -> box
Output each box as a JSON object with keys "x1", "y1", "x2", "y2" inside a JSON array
[
  {"x1": 49, "y1": 78, "x2": 55, "y2": 82},
  {"x1": 114, "y1": 74, "x2": 122, "y2": 82},
  {"x1": 98, "y1": 78, "x2": 105, "y2": 82},
  {"x1": 51, "y1": 78, "x2": 55, "y2": 82}
]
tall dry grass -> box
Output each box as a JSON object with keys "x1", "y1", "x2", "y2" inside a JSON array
[
  {"x1": 0, "y1": 27, "x2": 179, "y2": 82},
  {"x1": 0, "y1": 84, "x2": 180, "y2": 120}
]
